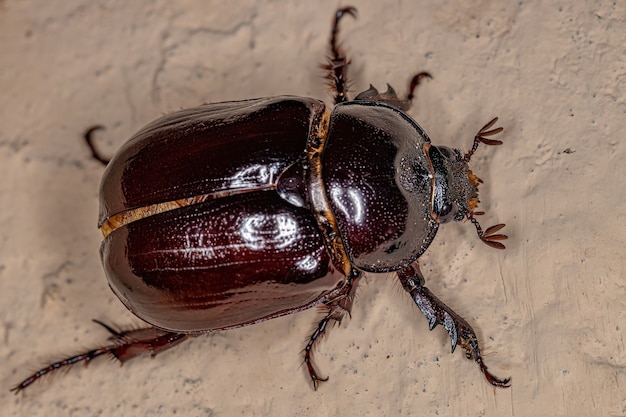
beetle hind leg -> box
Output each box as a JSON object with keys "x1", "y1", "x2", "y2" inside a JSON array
[
  {"x1": 303, "y1": 271, "x2": 361, "y2": 390},
  {"x1": 397, "y1": 263, "x2": 511, "y2": 388},
  {"x1": 322, "y1": 6, "x2": 357, "y2": 104},
  {"x1": 11, "y1": 320, "x2": 188, "y2": 393}
]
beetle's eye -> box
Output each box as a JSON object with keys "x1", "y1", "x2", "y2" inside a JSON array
[{"x1": 438, "y1": 202, "x2": 458, "y2": 223}]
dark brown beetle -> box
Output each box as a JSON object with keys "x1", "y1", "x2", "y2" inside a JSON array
[{"x1": 12, "y1": 6, "x2": 510, "y2": 392}]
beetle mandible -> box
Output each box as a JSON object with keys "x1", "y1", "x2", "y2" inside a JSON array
[{"x1": 12, "y1": 6, "x2": 510, "y2": 392}]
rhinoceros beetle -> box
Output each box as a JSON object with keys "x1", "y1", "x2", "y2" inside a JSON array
[{"x1": 12, "y1": 6, "x2": 510, "y2": 392}]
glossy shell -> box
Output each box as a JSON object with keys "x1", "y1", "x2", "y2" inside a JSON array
[
  {"x1": 100, "y1": 97, "x2": 346, "y2": 332},
  {"x1": 99, "y1": 97, "x2": 325, "y2": 225},
  {"x1": 99, "y1": 97, "x2": 440, "y2": 333}
]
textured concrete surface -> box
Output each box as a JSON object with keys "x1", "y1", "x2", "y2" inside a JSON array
[{"x1": 1, "y1": 1, "x2": 624, "y2": 416}]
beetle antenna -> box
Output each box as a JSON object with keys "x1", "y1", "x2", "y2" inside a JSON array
[
  {"x1": 467, "y1": 212, "x2": 507, "y2": 250},
  {"x1": 462, "y1": 117, "x2": 506, "y2": 249},
  {"x1": 464, "y1": 117, "x2": 503, "y2": 162}
]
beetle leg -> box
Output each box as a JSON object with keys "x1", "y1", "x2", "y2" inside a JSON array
[
  {"x1": 353, "y1": 71, "x2": 432, "y2": 111},
  {"x1": 322, "y1": 6, "x2": 357, "y2": 104},
  {"x1": 397, "y1": 263, "x2": 511, "y2": 388},
  {"x1": 401, "y1": 72, "x2": 433, "y2": 110},
  {"x1": 11, "y1": 320, "x2": 187, "y2": 393},
  {"x1": 303, "y1": 271, "x2": 361, "y2": 390},
  {"x1": 84, "y1": 125, "x2": 111, "y2": 165}
]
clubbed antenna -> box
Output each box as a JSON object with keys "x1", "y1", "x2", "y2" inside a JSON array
[
  {"x1": 467, "y1": 214, "x2": 507, "y2": 249},
  {"x1": 464, "y1": 117, "x2": 503, "y2": 162},
  {"x1": 464, "y1": 117, "x2": 507, "y2": 249}
]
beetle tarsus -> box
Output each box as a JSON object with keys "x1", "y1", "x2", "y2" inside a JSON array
[
  {"x1": 303, "y1": 312, "x2": 332, "y2": 390},
  {"x1": 323, "y1": 6, "x2": 357, "y2": 104},
  {"x1": 11, "y1": 344, "x2": 118, "y2": 393},
  {"x1": 10, "y1": 322, "x2": 187, "y2": 393},
  {"x1": 398, "y1": 263, "x2": 510, "y2": 388},
  {"x1": 475, "y1": 343, "x2": 512, "y2": 387},
  {"x1": 84, "y1": 125, "x2": 111, "y2": 165},
  {"x1": 402, "y1": 72, "x2": 433, "y2": 109},
  {"x1": 303, "y1": 272, "x2": 360, "y2": 389}
]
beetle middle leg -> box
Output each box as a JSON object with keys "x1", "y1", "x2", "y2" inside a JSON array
[
  {"x1": 303, "y1": 270, "x2": 361, "y2": 390},
  {"x1": 352, "y1": 71, "x2": 432, "y2": 111},
  {"x1": 84, "y1": 125, "x2": 111, "y2": 165},
  {"x1": 323, "y1": 6, "x2": 357, "y2": 104},
  {"x1": 397, "y1": 263, "x2": 511, "y2": 388}
]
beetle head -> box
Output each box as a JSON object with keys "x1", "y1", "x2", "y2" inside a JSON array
[
  {"x1": 426, "y1": 145, "x2": 478, "y2": 224},
  {"x1": 424, "y1": 117, "x2": 507, "y2": 249}
]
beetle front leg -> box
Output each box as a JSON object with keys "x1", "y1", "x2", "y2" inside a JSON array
[
  {"x1": 397, "y1": 263, "x2": 511, "y2": 388},
  {"x1": 303, "y1": 270, "x2": 361, "y2": 390}
]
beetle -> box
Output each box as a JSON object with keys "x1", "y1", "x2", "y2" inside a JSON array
[{"x1": 12, "y1": 6, "x2": 510, "y2": 392}]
